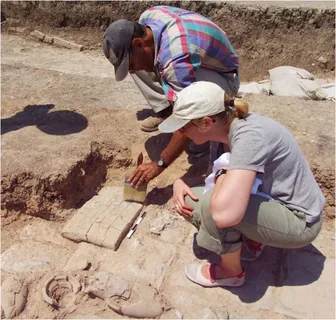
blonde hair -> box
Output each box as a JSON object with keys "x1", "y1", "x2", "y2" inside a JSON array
[
  {"x1": 224, "y1": 94, "x2": 249, "y2": 120},
  {"x1": 192, "y1": 94, "x2": 249, "y2": 127}
]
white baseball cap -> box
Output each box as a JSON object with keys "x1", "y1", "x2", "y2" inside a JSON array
[{"x1": 158, "y1": 81, "x2": 225, "y2": 133}]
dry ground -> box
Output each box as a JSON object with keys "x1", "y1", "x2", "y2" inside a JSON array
[{"x1": 1, "y1": 2, "x2": 335, "y2": 318}]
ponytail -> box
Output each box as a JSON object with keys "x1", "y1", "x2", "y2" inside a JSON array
[{"x1": 224, "y1": 95, "x2": 249, "y2": 120}]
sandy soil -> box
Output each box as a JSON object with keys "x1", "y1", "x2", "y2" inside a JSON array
[{"x1": 0, "y1": 1, "x2": 335, "y2": 318}]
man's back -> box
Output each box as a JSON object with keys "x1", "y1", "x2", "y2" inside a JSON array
[{"x1": 139, "y1": 6, "x2": 239, "y2": 100}]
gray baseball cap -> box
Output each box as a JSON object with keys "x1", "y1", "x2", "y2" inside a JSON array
[{"x1": 103, "y1": 19, "x2": 135, "y2": 81}]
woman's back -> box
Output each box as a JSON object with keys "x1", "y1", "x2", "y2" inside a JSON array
[{"x1": 228, "y1": 113, "x2": 325, "y2": 223}]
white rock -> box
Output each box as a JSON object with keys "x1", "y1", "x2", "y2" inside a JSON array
[{"x1": 318, "y1": 56, "x2": 328, "y2": 64}]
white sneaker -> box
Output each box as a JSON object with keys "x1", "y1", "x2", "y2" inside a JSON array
[{"x1": 185, "y1": 264, "x2": 245, "y2": 288}]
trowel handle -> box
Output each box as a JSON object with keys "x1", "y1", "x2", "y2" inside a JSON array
[{"x1": 137, "y1": 152, "x2": 143, "y2": 166}]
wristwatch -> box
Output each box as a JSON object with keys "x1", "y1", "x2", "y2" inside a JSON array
[
  {"x1": 157, "y1": 157, "x2": 168, "y2": 169},
  {"x1": 215, "y1": 168, "x2": 227, "y2": 182}
]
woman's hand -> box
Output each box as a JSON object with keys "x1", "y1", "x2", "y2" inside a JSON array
[{"x1": 173, "y1": 179, "x2": 198, "y2": 217}]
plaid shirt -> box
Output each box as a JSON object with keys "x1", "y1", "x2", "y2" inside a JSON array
[{"x1": 139, "y1": 6, "x2": 239, "y2": 102}]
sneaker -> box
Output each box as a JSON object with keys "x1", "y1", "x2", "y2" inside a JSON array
[
  {"x1": 139, "y1": 116, "x2": 165, "y2": 132},
  {"x1": 185, "y1": 263, "x2": 245, "y2": 287},
  {"x1": 241, "y1": 243, "x2": 265, "y2": 261}
]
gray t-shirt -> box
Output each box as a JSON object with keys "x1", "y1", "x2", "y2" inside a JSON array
[{"x1": 228, "y1": 113, "x2": 325, "y2": 223}]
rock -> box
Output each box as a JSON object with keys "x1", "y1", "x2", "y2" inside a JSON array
[
  {"x1": 43, "y1": 35, "x2": 54, "y2": 44},
  {"x1": 1, "y1": 276, "x2": 28, "y2": 319},
  {"x1": 30, "y1": 30, "x2": 45, "y2": 41},
  {"x1": 149, "y1": 210, "x2": 174, "y2": 235},
  {"x1": 53, "y1": 37, "x2": 84, "y2": 51},
  {"x1": 317, "y1": 56, "x2": 328, "y2": 65},
  {"x1": 84, "y1": 272, "x2": 131, "y2": 301},
  {"x1": 63, "y1": 255, "x2": 89, "y2": 271},
  {"x1": 8, "y1": 26, "x2": 26, "y2": 33}
]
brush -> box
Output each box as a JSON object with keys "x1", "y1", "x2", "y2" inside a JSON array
[{"x1": 123, "y1": 152, "x2": 147, "y2": 203}]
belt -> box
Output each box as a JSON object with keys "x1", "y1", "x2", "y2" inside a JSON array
[{"x1": 224, "y1": 69, "x2": 238, "y2": 74}]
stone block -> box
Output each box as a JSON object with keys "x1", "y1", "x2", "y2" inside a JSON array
[
  {"x1": 112, "y1": 216, "x2": 131, "y2": 232},
  {"x1": 8, "y1": 26, "x2": 26, "y2": 33},
  {"x1": 30, "y1": 30, "x2": 45, "y2": 41},
  {"x1": 63, "y1": 242, "x2": 109, "y2": 272},
  {"x1": 69, "y1": 42, "x2": 84, "y2": 52},
  {"x1": 62, "y1": 187, "x2": 143, "y2": 250},
  {"x1": 86, "y1": 222, "x2": 103, "y2": 245},
  {"x1": 102, "y1": 226, "x2": 121, "y2": 250},
  {"x1": 53, "y1": 37, "x2": 84, "y2": 51},
  {"x1": 53, "y1": 37, "x2": 71, "y2": 49},
  {"x1": 120, "y1": 202, "x2": 142, "y2": 223}
]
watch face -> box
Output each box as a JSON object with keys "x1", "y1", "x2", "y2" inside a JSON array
[{"x1": 158, "y1": 159, "x2": 164, "y2": 166}]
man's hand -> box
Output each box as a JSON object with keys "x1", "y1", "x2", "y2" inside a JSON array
[
  {"x1": 173, "y1": 179, "x2": 198, "y2": 217},
  {"x1": 128, "y1": 161, "x2": 164, "y2": 189}
]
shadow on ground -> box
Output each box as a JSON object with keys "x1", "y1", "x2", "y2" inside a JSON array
[
  {"x1": 144, "y1": 132, "x2": 173, "y2": 161},
  {"x1": 136, "y1": 108, "x2": 156, "y2": 121},
  {"x1": 191, "y1": 233, "x2": 326, "y2": 302},
  {"x1": 1, "y1": 104, "x2": 88, "y2": 135},
  {"x1": 226, "y1": 244, "x2": 326, "y2": 303},
  {"x1": 146, "y1": 156, "x2": 209, "y2": 206}
]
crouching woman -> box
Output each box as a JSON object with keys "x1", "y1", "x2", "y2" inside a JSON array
[{"x1": 158, "y1": 81, "x2": 325, "y2": 288}]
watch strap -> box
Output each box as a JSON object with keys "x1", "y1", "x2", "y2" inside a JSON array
[
  {"x1": 215, "y1": 168, "x2": 227, "y2": 182},
  {"x1": 157, "y1": 157, "x2": 168, "y2": 169}
]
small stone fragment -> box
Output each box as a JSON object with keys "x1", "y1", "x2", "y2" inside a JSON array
[
  {"x1": 317, "y1": 56, "x2": 328, "y2": 65},
  {"x1": 43, "y1": 35, "x2": 54, "y2": 44}
]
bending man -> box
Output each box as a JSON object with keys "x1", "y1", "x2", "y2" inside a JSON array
[{"x1": 103, "y1": 5, "x2": 240, "y2": 187}]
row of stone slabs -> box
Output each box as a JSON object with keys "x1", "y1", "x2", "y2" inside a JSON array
[{"x1": 62, "y1": 186, "x2": 143, "y2": 250}]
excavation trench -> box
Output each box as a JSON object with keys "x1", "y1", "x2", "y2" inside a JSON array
[
  {"x1": 1, "y1": 144, "x2": 133, "y2": 221},
  {"x1": 1, "y1": 1, "x2": 335, "y2": 223}
]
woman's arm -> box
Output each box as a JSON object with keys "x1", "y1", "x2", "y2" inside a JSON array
[{"x1": 210, "y1": 169, "x2": 256, "y2": 228}]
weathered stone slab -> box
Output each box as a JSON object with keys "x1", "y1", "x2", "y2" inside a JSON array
[
  {"x1": 62, "y1": 186, "x2": 143, "y2": 251},
  {"x1": 1, "y1": 242, "x2": 70, "y2": 273},
  {"x1": 53, "y1": 37, "x2": 84, "y2": 51}
]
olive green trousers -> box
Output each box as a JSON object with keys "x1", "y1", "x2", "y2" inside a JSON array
[{"x1": 185, "y1": 186, "x2": 322, "y2": 255}]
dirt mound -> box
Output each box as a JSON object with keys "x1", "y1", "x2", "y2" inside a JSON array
[{"x1": 1, "y1": 1, "x2": 335, "y2": 81}]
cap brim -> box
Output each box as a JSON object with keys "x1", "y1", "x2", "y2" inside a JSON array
[
  {"x1": 114, "y1": 53, "x2": 129, "y2": 82},
  {"x1": 158, "y1": 115, "x2": 190, "y2": 133}
]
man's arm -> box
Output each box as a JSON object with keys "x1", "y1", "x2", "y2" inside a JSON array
[{"x1": 128, "y1": 130, "x2": 190, "y2": 188}]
